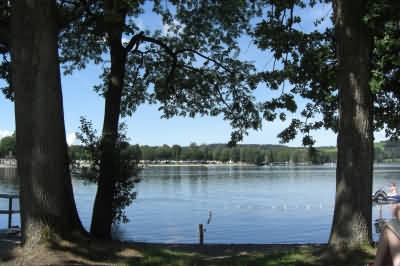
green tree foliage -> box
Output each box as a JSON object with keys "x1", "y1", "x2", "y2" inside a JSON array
[
  {"x1": 230, "y1": 147, "x2": 241, "y2": 162},
  {"x1": 59, "y1": 0, "x2": 267, "y2": 145},
  {"x1": 3, "y1": 0, "x2": 399, "y2": 248},
  {"x1": 57, "y1": 0, "x2": 268, "y2": 239},
  {"x1": 0, "y1": 1, "x2": 311, "y2": 238},
  {"x1": 69, "y1": 145, "x2": 91, "y2": 161},
  {"x1": 76, "y1": 117, "x2": 141, "y2": 225},
  {"x1": 0, "y1": 133, "x2": 16, "y2": 157},
  {"x1": 172, "y1": 144, "x2": 182, "y2": 161},
  {"x1": 252, "y1": 1, "x2": 337, "y2": 146},
  {"x1": 251, "y1": 0, "x2": 400, "y2": 144},
  {"x1": 0, "y1": 0, "x2": 11, "y2": 101},
  {"x1": 374, "y1": 141, "x2": 400, "y2": 163},
  {"x1": 127, "y1": 144, "x2": 142, "y2": 162},
  {"x1": 250, "y1": 0, "x2": 400, "y2": 248},
  {"x1": 366, "y1": 0, "x2": 400, "y2": 140},
  {"x1": 70, "y1": 140, "x2": 400, "y2": 164},
  {"x1": 132, "y1": 143, "x2": 338, "y2": 165}
]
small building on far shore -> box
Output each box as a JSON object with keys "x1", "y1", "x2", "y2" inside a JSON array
[{"x1": 0, "y1": 158, "x2": 17, "y2": 168}]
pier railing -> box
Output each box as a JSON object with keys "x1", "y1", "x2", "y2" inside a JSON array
[{"x1": 0, "y1": 194, "x2": 19, "y2": 229}]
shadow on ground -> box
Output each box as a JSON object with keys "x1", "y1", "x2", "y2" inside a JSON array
[
  {"x1": 0, "y1": 233, "x2": 21, "y2": 263},
  {"x1": 3, "y1": 237, "x2": 377, "y2": 265}
]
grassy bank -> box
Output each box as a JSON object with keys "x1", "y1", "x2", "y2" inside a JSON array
[{"x1": 2, "y1": 240, "x2": 376, "y2": 266}]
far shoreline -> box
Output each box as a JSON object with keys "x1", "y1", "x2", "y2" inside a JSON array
[{"x1": 139, "y1": 163, "x2": 255, "y2": 167}]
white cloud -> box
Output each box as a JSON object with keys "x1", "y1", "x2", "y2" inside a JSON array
[
  {"x1": 66, "y1": 132, "x2": 78, "y2": 146},
  {"x1": 374, "y1": 129, "x2": 389, "y2": 143},
  {"x1": 122, "y1": 37, "x2": 130, "y2": 45},
  {"x1": 0, "y1": 130, "x2": 12, "y2": 140}
]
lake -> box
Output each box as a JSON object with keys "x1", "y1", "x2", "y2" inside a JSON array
[{"x1": 0, "y1": 164, "x2": 399, "y2": 244}]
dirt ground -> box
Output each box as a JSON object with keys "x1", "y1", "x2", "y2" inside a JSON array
[{"x1": 0, "y1": 235, "x2": 328, "y2": 265}]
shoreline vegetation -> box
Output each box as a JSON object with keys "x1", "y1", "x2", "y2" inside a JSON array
[
  {"x1": 69, "y1": 140, "x2": 400, "y2": 167},
  {"x1": 1, "y1": 139, "x2": 400, "y2": 168},
  {"x1": 137, "y1": 161, "x2": 326, "y2": 167}
]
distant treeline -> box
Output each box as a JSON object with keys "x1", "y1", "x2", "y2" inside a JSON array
[
  {"x1": 69, "y1": 140, "x2": 400, "y2": 165},
  {"x1": 1, "y1": 133, "x2": 399, "y2": 165},
  {"x1": 70, "y1": 142, "x2": 338, "y2": 165},
  {"x1": 375, "y1": 141, "x2": 400, "y2": 163}
]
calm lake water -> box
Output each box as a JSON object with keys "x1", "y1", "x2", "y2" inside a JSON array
[{"x1": 1, "y1": 165, "x2": 399, "y2": 244}]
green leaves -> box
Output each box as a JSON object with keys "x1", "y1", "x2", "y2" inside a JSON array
[
  {"x1": 252, "y1": 1, "x2": 338, "y2": 146},
  {"x1": 76, "y1": 116, "x2": 141, "y2": 225},
  {"x1": 0, "y1": 133, "x2": 16, "y2": 157},
  {"x1": 0, "y1": 55, "x2": 12, "y2": 100},
  {"x1": 368, "y1": 0, "x2": 400, "y2": 140},
  {"x1": 57, "y1": 0, "x2": 271, "y2": 145}
]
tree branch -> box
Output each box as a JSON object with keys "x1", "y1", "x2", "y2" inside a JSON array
[
  {"x1": 176, "y1": 63, "x2": 231, "y2": 110},
  {"x1": 57, "y1": 0, "x2": 96, "y2": 31},
  {"x1": 139, "y1": 36, "x2": 175, "y2": 57},
  {"x1": 130, "y1": 34, "x2": 235, "y2": 101},
  {"x1": 179, "y1": 64, "x2": 204, "y2": 73},
  {"x1": 215, "y1": 85, "x2": 232, "y2": 113},
  {"x1": 137, "y1": 36, "x2": 178, "y2": 91},
  {"x1": 124, "y1": 31, "x2": 144, "y2": 54},
  {"x1": 0, "y1": 21, "x2": 10, "y2": 51},
  {"x1": 136, "y1": 35, "x2": 234, "y2": 74},
  {"x1": 176, "y1": 48, "x2": 233, "y2": 74}
]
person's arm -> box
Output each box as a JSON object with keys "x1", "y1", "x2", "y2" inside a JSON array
[{"x1": 374, "y1": 228, "x2": 391, "y2": 266}]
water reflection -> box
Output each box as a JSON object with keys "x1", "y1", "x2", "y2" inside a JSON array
[{"x1": 0, "y1": 169, "x2": 18, "y2": 193}]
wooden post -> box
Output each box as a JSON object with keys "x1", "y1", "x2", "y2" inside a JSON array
[
  {"x1": 8, "y1": 197, "x2": 12, "y2": 229},
  {"x1": 199, "y1": 224, "x2": 204, "y2": 245}
]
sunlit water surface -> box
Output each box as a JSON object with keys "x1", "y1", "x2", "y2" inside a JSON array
[{"x1": 0, "y1": 165, "x2": 399, "y2": 244}]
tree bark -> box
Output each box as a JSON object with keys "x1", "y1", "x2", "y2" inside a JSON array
[
  {"x1": 90, "y1": 1, "x2": 127, "y2": 239},
  {"x1": 329, "y1": 0, "x2": 374, "y2": 249},
  {"x1": 10, "y1": 0, "x2": 86, "y2": 246}
]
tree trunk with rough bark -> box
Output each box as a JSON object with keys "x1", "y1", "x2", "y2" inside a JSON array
[
  {"x1": 10, "y1": 0, "x2": 86, "y2": 246},
  {"x1": 329, "y1": 0, "x2": 374, "y2": 249},
  {"x1": 90, "y1": 1, "x2": 127, "y2": 239}
]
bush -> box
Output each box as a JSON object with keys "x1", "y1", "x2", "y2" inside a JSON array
[{"x1": 75, "y1": 117, "x2": 141, "y2": 225}]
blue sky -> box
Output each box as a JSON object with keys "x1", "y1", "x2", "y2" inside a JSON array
[{"x1": 0, "y1": 2, "x2": 388, "y2": 147}]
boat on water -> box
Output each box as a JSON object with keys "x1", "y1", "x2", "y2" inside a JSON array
[
  {"x1": 372, "y1": 189, "x2": 400, "y2": 233},
  {"x1": 372, "y1": 189, "x2": 400, "y2": 205}
]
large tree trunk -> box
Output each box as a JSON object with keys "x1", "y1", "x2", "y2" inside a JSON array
[
  {"x1": 329, "y1": 0, "x2": 374, "y2": 249},
  {"x1": 10, "y1": 0, "x2": 86, "y2": 246},
  {"x1": 90, "y1": 2, "x2": 127, "y2": 239}
]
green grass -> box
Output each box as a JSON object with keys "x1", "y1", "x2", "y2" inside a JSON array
[{"x1": 115, "y1": 244, "x2": 376, "y2": 266}]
